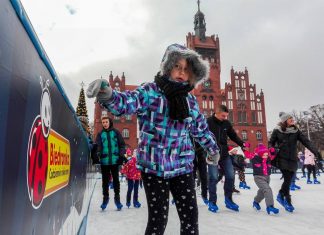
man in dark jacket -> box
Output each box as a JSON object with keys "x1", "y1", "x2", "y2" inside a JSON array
[
  {"x1": 206, "y1": 105, "x2": 245, "y2": 212},
  {"x1": 96, "y1": 115, "x2": 126, "y2": 211}
]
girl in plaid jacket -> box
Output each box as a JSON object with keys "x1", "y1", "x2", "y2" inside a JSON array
[{"x1": 87, "y1": 44, "x2": 220, "y2": 235}]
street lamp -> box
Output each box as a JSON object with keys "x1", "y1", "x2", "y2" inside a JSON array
[{"x1": 302, "y1": 111, "x2": 312, "y2": 140}]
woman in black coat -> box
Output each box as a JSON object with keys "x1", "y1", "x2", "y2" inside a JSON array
[{"x1": 269, "y1": 112, "x2": 321, "y2": 212}]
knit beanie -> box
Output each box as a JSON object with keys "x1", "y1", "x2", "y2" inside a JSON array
[{"x1": 279, "y1": 112, "x2": 292, "y2": 123}]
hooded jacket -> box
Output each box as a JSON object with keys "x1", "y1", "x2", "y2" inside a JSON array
[
  {"x1": 100, "y1": 44, "x2": 219, "y2": 178},
  {"x1": 96, "y1": 118, "x2": 126, "y2": 165}
]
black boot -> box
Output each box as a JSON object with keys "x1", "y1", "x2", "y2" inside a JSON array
[{"x1": 233, "y1": 187, "x2": 240, "y2": 194}]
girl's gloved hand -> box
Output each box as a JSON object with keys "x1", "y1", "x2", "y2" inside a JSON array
[{"x1": 86, "y1": 79, "x2": 113, "y2": 103}]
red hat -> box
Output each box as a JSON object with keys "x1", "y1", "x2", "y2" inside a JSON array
[
  {"x1": 126, "y1": 148, "x2": 132, "y2": 156},
  {"x1": 255, "y1": 143, "x2": 269, "y2": 157}
]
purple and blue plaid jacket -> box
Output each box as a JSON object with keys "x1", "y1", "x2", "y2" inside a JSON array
[{"x1": 102, "y1": 82, "x2": 219, "y2": 178}]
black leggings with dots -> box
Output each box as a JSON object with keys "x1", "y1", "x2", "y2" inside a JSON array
[{"x1": 142, "y1": 172, "x2": 199, "y2": 235}]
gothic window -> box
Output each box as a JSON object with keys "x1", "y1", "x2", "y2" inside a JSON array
[
  {"x1": 237, "y1": 102, "x2": 246, "y2": 110},
  {"x1": 237, "y1": 89, "x2": 245, "y2": 101},
  {"x1": 228, "y1": 100, "x2": 233, "y2": 109},
  {"x1": 256, "y1": 131, "x2": 262, "y2": 140},
  {"x1": 257, "y1": 102, "x2": 262, "y2": 110},
  {"x1": 252, "y1": 111, "x2": 257, "y2": 123},
  {"x1": 228, "y1": 111, "x2": 234, "y2": 123},
  {"x1": 228, "y1": 91, "x2": 233, "y2": 99},
  {"x1": 202, "y1": 96, "x2": 207, "y2": 109},
  {"x1": 238, "y1": 111, "x2": 242, "y2": 123},
  {"x1": 258, "y1": 112, "x2": 263, "y2": 124},
  {"x1": 251, "y1": 101, "x2": 255, "y2": 110},
  {"x1": 250, "y1": 92, "x2": 255, "y2": 100},
  {"x1": 209, "y1": 96, "x2": 214, "y2": 109},
  {"x1": 242, "y1": 130, "x2": 248, "y2": 141},
  {"x1": 122, "y1": 129, "x2": 129, "y2": 138},
  {"x1": 242, "y1": 111, "x2": 247, "y2": 123},
  {"x1": 238, "y1": 111, "x2": 247, "y2": 123},
  {"x1": 126, "y1": 115, "x2": 132, "y2": 121},
  {"x1": 241, "y1": 80, "x2": 246, "y2": 88},
  {"x1": 114, "y1": 115, "x2": 120, "y2": 121}
]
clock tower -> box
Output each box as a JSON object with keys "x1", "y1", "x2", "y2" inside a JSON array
[{"x1": 187, "y1": 0, "x2": 221, "y2": 117}]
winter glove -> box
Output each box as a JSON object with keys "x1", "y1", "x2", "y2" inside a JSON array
[
  {"x1": 86, "y1": 79, "x2": 113, "y2": 103},
  {"x1": 269, "y1": 147, "x2": 276, "y2": 157},
  {"x1": 241, "y1": 142, "x2": 250, "y2": 151},
  {"x1": 206, "y1": 151, "x2": 220, "y2": 165}
]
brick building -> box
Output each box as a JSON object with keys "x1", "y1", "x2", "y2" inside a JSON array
[
  {"x1": 93, "y1": 2, "x2": 267, "y2": 150},
  {"x1": 93, "y1": 72, "x2": 138, "y2": 150}
]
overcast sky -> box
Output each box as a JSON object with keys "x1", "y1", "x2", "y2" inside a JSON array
[{"x1": 21, "y1": 0, "x2": 324, "y2": 130}]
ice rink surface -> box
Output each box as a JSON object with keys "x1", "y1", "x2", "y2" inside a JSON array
[{"x1": 87, "y1": 173, "x2": 323, "y2": 235}]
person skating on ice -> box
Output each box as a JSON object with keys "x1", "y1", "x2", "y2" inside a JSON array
[
  {"x1": 304, "y1": 148, "x2": 321, "y2": 184},
  {"x1": 247, "y1": 144, "x2": 279, "y2": 215},
  {"x1": 269, "y1": 112, "x2": 322, "y2": 212},
  {"x1": 121, "y1": 148, "x2": 142, "y2": 208},
  {"x1": 206, "y1": 105, "x2": 247, "y2": 212},
  {"x1": 87, "y1": 43, "x2": 220, "y2": 235},
  {"x1": 95, "y1": 115, "x2": 126, "y2": 211},
  {"x1": 229, "y1": 145, "x2": 252, "y2": 191}
]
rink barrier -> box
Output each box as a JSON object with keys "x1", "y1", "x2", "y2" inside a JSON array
[{"x1": 0, "y1": 1, "x2": 97, "y2": 234}]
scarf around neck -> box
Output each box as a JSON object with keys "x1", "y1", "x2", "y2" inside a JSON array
[
  {"x1": 154, "y1": 73, "x2": 194, "y2": 121},
  {"x1": 275, "y1": 125, "x2": 298, "y2": 134}
]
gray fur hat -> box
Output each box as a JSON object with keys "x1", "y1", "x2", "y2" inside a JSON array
[
  {"x1": 160, "y1": 44, "x2": 209, "y2": 86},
  {"x1": 279, "y1": 112, "x2": 293, "y2": 123}
]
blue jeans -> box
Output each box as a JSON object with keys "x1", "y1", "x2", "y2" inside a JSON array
[
  {"x1": 208, "y1": 156, "x2": 235, "y2": 203},
  {"x1": 208, "y1": 164, "x2": 219, "y2": 204},
  {"x1": 127, "y1": 179, "x2": 140, "y2": 203}
]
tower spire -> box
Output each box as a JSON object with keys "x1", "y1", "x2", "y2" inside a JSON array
[{"x1": 194, "y1": 0, "x2": 206, "y2": 41}]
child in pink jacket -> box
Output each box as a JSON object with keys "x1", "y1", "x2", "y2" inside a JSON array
[
  {"x1": 304, "y1": 148, "x2": 321, "y2": 184},
  {"x1": 121, "y1": 149, "x2": 142, "y2": 208},
  {"x1": 247, "y1": 144, "x2": 279, "y2": 215}
]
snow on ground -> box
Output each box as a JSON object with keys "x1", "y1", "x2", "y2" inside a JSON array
[{"x1": 86, "y1": 173, "x2": 324, "y2": 235}]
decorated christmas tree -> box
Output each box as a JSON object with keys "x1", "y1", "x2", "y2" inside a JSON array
[{"x1": 76, "y1": 82, "x2": 89, "y2": 129}]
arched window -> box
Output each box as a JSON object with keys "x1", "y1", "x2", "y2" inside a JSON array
[
  {"x1": 209, "y1": 96, "x2": 214, "y2": 109},
  {"x1": 126, "y1": 115, "x2": 132, "y2": 121},
  {"x1": 256, "y1": 131, "x2": 262, "y2": 140},
  {"x1": 242, "y1": 130, "x2": 248, "y2": 141},
  {"x1": 114, "y1": 115, "x2": 120, "y2": 120},
  {"x1": 122, "y1": 129, "x2": 129, "y2": 138},
  {"x1": 202, "y1": 96, "x2": 207, "y2": 109}
]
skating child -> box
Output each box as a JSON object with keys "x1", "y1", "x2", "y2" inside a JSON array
[
  {"x1": 304, "y1": 148, "x2": 321, "y2": 184},
  {"x1": 229, "y1": 146, "x2": 251, "y2": 191},
  {"x1": 96, "y1": 115, "x2": 126, "y2": 211},
  {"x1": 87, "y1": 43, "x2": 220, "y2": 234},
  {"x1": 121, "y1": 148, "x2": 142, "y2": 208},
  {"x1": 249, "y1": 144, "x2": 279, "y2": 215}
]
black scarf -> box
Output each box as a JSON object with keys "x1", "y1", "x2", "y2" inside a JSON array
[{"x1": 155, "y1": 73, "x2": 194, "y2": 121}]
